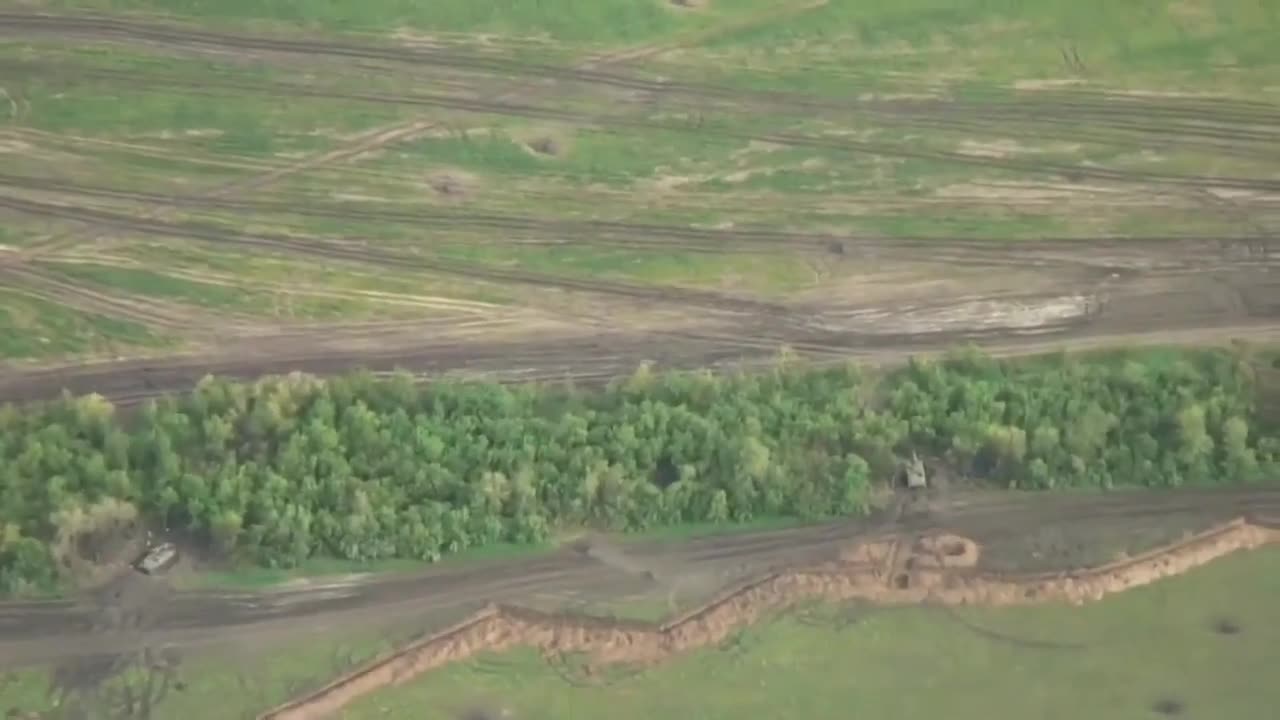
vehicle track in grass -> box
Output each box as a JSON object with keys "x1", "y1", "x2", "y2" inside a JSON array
[
  {"x1": 3, "y1": 177, "x2": 1277, "y2": 274},
  {"x1": 5, "y1": 12, "x2": 1279, "y2": 128},
  {"x1": 2, "y1": 158, "x2": 1276, "y2": 408},
  {"x1": 3, "y1": 1, "x2": 837, "y2": 262},
  {"x1": 0, "y1": 193, "x2": 800, "y2": 317},
  {"x1": 13, "y1": 56, "x2": 1278, "y2": 194},
  {"x1": 1, "y1": 191, "x2": 1267, "y2": 384},
  {"x1": 0, "y1": 263, "x2": 277, "y2": 338},
  {"x1": 12, "y1": 127, "x2": 1267, "y2": 224},
  {"x1": 1, "y1": 270, "x2": 1276, "y2": 408},
  {"x1": 6, "y1": 12, "x2": 1280, "y2": 170},
  {"x1": 1, "y1": 485, "x2": 1278, "y2": 666},
  {"x1": 12, "y1": 55, "x2": 1276, "y2": 165}
]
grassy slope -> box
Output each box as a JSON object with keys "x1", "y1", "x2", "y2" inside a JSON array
[{"x1": 339, "y1": 544, "x2": 1280, "y2": 720}]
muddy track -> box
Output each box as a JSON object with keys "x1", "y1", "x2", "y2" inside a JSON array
[
  {"x1": 0, "y1": 193, "x2": 793, "y2": 317},
  {"x1": 1, "y1": 287, "x2": 1276, "y2": 407},
  {"x1": 0, "y1": 263, "x2": 270, "y2": 335},
  {"x1": 7, "y1": 19, "x2": 1280, "y2": 189},
  {"x1": 15, "y1": 61, "x2": 1278, "y2": 193},
  {"x1": 4, "y1": 176, "x2": 1276, "y2": 273},
  {"x1": 14, "y1": 127, "x2": 1262, "y2": 221},
  {"x1": 2, "y1": 486, "x2": 1277, "y2": 667},
  {"x1": 9, "y1": 58, "x2": 1279, "y2": 164},
  {"x1": 0, "y1": 265, "x2": 193, "y2": 331},
  {"x1": 6, "y1": 12, "x2": 1280, "y2": 133}
]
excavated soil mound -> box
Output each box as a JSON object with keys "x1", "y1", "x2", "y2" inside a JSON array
[
  {"x1": 260, "y1": 519, "x2": 1276, "y2": 720},
  {"x1": 910, "y1": 534, "x2": 981, "y2": 569},
  {"x1": 838, "y1": 539, "x2": 895, "y2": 566}
]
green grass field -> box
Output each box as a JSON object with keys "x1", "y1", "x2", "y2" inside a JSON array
[
  {"x1": 1, "y1": 0, "x2": 1277, "y2": 357},
  {"x1": 6, "y1": 541, "x2": 1272, "y2": 720},
  {"x1": 0, "y1": 288, "x2": 172, "y2": 360},
  {"x1": 339, "y1": 545, "x2": 1280, "y2": 720}
]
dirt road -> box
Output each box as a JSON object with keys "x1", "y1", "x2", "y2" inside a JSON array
[
  {"x1": 2, "y1": 485, "x2": 1277, "y2": 667},
  {"x1": 1, "y1": 264, "x2": 1276, "y2": 406}
]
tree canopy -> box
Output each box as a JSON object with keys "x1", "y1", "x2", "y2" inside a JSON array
[{"x1": 2, "y1": 347, "x2": 1275, "y2": 596}]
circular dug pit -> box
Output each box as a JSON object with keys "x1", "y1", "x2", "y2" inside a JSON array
[
  {"x1": 427, "y1": 171, "x2": 477, "y2": 201},
  {"x1": 912, "y1": 534, "x2": 981, "y2": 568},
  {"x1": 1210, "y1": 616, "x2": 1242, "y2": 635},
  {"x1": 526, "y1": 137, "x2": 562, "y2": 157},
  {"x1": 1150, "y1": 697, "x2": 1185, "y2": 716}
]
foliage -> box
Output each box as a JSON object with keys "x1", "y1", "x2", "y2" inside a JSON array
[
  {"x1": 0, "y1": 348, "x2": 1276, "y2": 593},
  {"x1": 888, "y1": 348, "x2": 1277, "y2": 488}
]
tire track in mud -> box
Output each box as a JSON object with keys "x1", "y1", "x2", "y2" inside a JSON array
[
  {"x1": 24, "y1": 186, "x2": 1258, "y2": 350},
  {"x1": 6, "y1": 12, "x2": 1279, "y2": 130},
  {"x1": 3, "y1": 486, "x2": 1279, "y2": 666},
  {"x1": 0, "y1": 263, "x2": 272, "y2": 336},
  {"x1": 7, "y1": 12, "x2": 1280, "y2": 173},
  {"x1": 9, "y1": 56, "x2": 1278, "y2": 163},
  {"x1": 0, "y1": 193, "x2": 792, "y2": 317},
  {"x1": 3, "y1": 294, "x2": 1277, "y2": 407},
  {"x1": 47, "y1": 488, "x2": 1280, "y2": 637},
  {"x1": 4, "y1": 175, "x2": 1276, "y2": 273},
  {"x1": 107, "y1": 0, "x2": 838, "y2": 205},
  {"x1": 3, "y1": 2, "x2": 841, "y2": 316},
  {"x1": 0, "y1": 265, "x2": 190, "y2": 331},
  {"x1": 16, "y1": 58, "x2": 1278, "y2": 193},
  {"x1": 11, "y1": 127, "x2": 1254, "y2": 224}
]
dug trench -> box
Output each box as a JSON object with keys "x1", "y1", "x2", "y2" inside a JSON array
[{"x1": 258, "y1": 518, "x2": 1278, "y2": 720}]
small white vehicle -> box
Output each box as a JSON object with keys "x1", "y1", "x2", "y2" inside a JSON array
[
  {"x1": 904, "y1": 452, "x2": 928, "y2": 490},
  {"x1": 134, "y1": 542, "x2": 180, "y2": 575}
]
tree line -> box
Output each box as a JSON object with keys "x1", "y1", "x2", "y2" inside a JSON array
[{"x1": 1, "y1": 347, "x2": 1276, "y2": 595}]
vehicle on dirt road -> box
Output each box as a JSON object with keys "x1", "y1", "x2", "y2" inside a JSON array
[
  {"x1": 905, "y1": 452, "x2": 928, "y2": 490},
  {"x1": 133, "y1": 542, "x2": 179, "y2": 575}
]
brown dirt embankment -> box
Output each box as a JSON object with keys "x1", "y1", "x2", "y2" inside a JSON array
[{"x1": 259, "y1": 520, "x2": 1277, "y2": 720}]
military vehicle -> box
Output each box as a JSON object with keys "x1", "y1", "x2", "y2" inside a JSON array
[
  {"x1": 133, "y1": 542, "x2": 179, "y2": 575},
  {"x1": 904, "y1": 452, "x2": 927, "y2": 490}
]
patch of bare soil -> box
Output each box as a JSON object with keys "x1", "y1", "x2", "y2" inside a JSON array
[
  {"x1": 259, "y1": 519, "x2": 1276, "y2": 719},
  {"x1": 526, "y1": 136, "x2": 564, "y2": 157},
  {"x1": 909, "y1": 534, "x2": 980, "y2": 569},
  {"x1": 427, "y1": 171, "x2": 476, "y2": 201}
]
